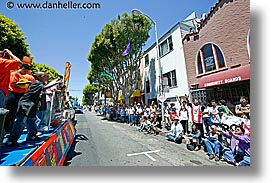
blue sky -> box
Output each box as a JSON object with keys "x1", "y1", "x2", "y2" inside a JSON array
[{"x1": 0, "y1": 0, "x2": 217, "y2": 98}]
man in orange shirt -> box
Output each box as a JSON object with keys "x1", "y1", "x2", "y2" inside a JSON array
[
  {"x1": 0, "y1": 49, "x2": 21, "y2": 108},
  {"x1": 4, "y1": 64, "x2": 34, "y2": 133}
]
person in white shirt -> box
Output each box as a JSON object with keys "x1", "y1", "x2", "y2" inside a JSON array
[
  {"x1": 210, "y1": 100, "x2": 221, "y2": 127},
  {"x1": 202, "y1": 101, "x2": 211, "y2": 134},
  {"x1": 166, "y1": 116, "x2": 183, "y2": 144},
  {"x1": 178, "y1": 103, "x2": 189, "y2": 135},
  {"x1": 135, "y1": 103, "x2": 143, "y2": 126},
  {"x1": 203, "y1": 125, "x2": 223, "y2": 161},
  {"x1": 143, "y1": 105, "x2": 150, "y2": 118}
]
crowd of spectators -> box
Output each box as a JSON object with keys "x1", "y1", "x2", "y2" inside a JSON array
[{"x1": 88, "y1": 94, "x2": 250, "y2": 166}]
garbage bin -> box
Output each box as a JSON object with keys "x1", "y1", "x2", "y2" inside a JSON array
[{"x1": 0, "y1": 108, "x2": 9, "y2": 153}]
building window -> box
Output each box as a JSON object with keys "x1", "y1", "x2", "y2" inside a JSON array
[
  {"x1": 197, "y1": 43, "x2": 225, "y2": 75},
  {"x1": 163, "y1": 70, "x2": 177, "y2": 88},
  {"x1": 145, "y1": 54, "x2": 149, "y2": 67},
  {"x1": 159, "y1": 36, "x2": 173, "y2": 57},
  {"x1": 146, "y1": 80, "x2": 150, "y2": 93}
]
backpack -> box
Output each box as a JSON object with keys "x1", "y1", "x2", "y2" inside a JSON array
[{"x1": 186, "y1": 143, "x2": 195, "y2": 151}]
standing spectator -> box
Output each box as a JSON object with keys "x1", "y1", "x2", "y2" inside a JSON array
[
  {"x1": 5, "y1": 72, "x2": 62, "y2": 146},
  {"x1": 210, "y1": 100, "x2": 220, "y2": 127},
  {"x1": 226, "y1": 99, "x2": 235, "y2": 115},
  {"x1": 235, "y1": 96, "x2": 250, "y2": 119},
  {"x1": 166, "y1": 116, "x2": 183, "y2": 144},
  {"x1": 4, "y1": 64, "x2": 34, "y2": 133},
  {"x1": 135, "y1": 103, "x2": 143, "y2": 126},
  {"x1": 178, "y1": 103, "x2": 189, "y2": 135},
  {"x1": 0, "y1": 49, "x2": 21, "y2": 108},
  {"x1": 203, "y1": 125, "x2": 223, "y2": 161},
  {"x1": 120, "y1": 105, "x2": 126, "y2": 123},
  {"x1": 217, "y1": 125, "x2": 250, "y2": 166},
  {"x1": 219, "y1": 99, "x2": 234, "y2": 116},
  {"x1": 190, "y1": 99, "x2": 204, "y2": 138},
  {"x1": 187, "y1": 124, "x2": 202, "y2": 151},
  {"x1": 38, "y1": 74, "x2": 62, "y2": 132},
  {"x1": 128, "y1": 104, "x2": 135, "y2": 126},
  {"x1": 143, "y1": 105, "x2": 150, "y2": 119},
  {"x1": 163, "y1": 102, "x2": 171, "y2": 129},
  {"x1": 202, "y1": 101, "x2": 211, "y2": 134}
]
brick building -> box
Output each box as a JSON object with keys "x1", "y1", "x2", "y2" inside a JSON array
[{"x1": 182, "y1": 0, "x2": 250, "y2": 104}]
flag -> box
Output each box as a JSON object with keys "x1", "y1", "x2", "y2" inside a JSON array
[
  {"x1": 100, "y1": 72, "x2": 114, "y2": 80},
  {"x1": 121, "y1": 37, "x2": 130, "y2": 56},
  {"x1": 64, "y1": 61, "x2": 71, "y2": 93}
]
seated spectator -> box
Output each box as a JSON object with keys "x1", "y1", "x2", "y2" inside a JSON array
[
  {"x1": 217, "y1": 125, "x2": 250, "y2": 166},
  {"x1": 166, "y1": 116, "x2": 183, "y2": 144},
  {"x1": 203, "y1": 125, "x2": 223, "y2": 161},
  {"x1": 187, "y1": 124, "x2": 202, "y2": 151},
  {"x1": 138, "y1": 116, "x2": 151, "y2": 133},
  {"x1": 5, "y1": 72, "x2": 62, "y2": 146},
  {"x1": 149, "y1": 115, "x2": 161, "y2": 135}
]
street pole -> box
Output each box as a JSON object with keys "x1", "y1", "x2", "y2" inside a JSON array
[
  {"x1": 132, "y1": 9, "x2": 164, "y2": 125},
  {"x1": 154, "y1": 22, "x2": 165, "y2": 126}
]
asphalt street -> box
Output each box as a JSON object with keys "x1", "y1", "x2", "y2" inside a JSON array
[{"x1": 64, "y1": 111, "x2": 231, "y2": 166}]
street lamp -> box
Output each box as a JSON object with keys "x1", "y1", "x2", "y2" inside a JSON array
[{"x1": 132, "y1": 9, "x2": 164, "y2": 124}]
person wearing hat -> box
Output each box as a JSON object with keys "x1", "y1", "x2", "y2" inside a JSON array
[
  {"x1": 166, "y1": 116, "x2": 183, "y2": 143},
  {"x1": 0, "y1": 49, "x2": 21, "y2": 108},
  {"x1": 3, "y1": 63, "x2": 34, "y2": 133}
]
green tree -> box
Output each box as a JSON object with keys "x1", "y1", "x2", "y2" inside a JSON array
[
  {"x1": 0, "y1": 13, "x2": 31, "y2": 59},
  {"x1": 30, "y1": 62, "x2": 59, "y2": 81},
  {"x1": 87, "y1": 13, "x2": 151, "y2": 104},
  {"x1": 82, "y1": 84, "x2": 99, "y2": 105},
  {"x1": 1, "y1": 14, "x2": 59, "y2": 81}
]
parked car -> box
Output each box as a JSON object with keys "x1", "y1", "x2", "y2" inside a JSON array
[
  {"x1": 63, "y1": 101, "x2": 76, "y2": 121},
  {"x1": 73, "y1": 105, "x2": 83, "y2": 114}
]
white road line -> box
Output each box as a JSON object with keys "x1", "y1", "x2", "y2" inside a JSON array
[
  {"x1": 144, "y1": 153, "x2": 157, "y2": 161},
  {"x1": 127, "y1": 150, "x2": 160, "y2": 162}
]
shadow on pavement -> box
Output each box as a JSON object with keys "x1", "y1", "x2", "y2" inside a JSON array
[{"x1": 63, "y1": 134, "x2": 89, "y2": 166}]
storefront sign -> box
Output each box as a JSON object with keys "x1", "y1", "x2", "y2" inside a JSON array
[
  {"x1": 199, "y1": 65, "x2": 250, "y2": 88},
  {"x1": 204, "y1": 76, "x2": 242, "y2": 87}
]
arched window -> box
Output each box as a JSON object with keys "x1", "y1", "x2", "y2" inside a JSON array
[{"x1": 196, "y1": 43, "x2": 225, "y2": 75}]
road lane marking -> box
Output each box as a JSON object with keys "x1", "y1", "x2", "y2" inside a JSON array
[{"x1": 127, "y1": 150, "x2": 160, "y2": 162}]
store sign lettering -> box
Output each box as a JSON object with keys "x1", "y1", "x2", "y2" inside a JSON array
[{"x1": 204, "y1": 76, "x2": 242, "y2": 87}]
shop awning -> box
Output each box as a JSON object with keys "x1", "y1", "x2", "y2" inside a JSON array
[
  {"x1": 199, "y1": 65, "x2": 250, "y2": 88},
  {"x1": 130, "y1": 89, "x2": 141, "y2": 98}
]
